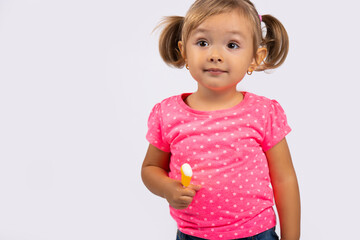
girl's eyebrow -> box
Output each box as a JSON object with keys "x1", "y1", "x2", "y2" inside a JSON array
[
  {"x1": 193, "y1": 28, "x2": 246, "y2": 39},
  {"x1": 192, "y1": 28, "x2": 209, "y2": 35},
  {"x1": 228, "y1": 31, "x2": 247, "y2": 40}
]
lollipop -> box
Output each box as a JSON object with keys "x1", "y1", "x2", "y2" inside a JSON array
[{"x1": 181, "y1": 163, "x2": 193, "y2": 187}]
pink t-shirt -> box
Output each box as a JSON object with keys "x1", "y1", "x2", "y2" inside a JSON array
[{"x1": 146, "y1": 92, "x2": 291, "y2": 239}]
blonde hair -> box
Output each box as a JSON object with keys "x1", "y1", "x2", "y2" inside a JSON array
[{"x1": 156, "y1": 0, "x2": 289, "y2": 71}]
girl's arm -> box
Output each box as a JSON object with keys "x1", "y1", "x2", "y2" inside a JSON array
[
  {"x1": 141, "y1": 144, "x2": 201, "y2": 209},
  {"x1": 266, "y1": 138, "x2": 301, "y2": 240}
]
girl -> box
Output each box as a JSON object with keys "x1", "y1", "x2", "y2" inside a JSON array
[{"x1": 141, "y1": 0, "x2": 300, "y2": 239}]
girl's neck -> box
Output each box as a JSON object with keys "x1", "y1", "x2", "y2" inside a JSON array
[{"x1": 185, "y1": 87, "x2": 244, "y2": 111}]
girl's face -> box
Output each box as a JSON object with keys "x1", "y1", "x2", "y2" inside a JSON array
[{"x1": 180, "y1": 11, "x2": 265, "y2": 93}]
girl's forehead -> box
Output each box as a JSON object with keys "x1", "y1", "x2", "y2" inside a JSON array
[{"x1": 190, "y1": 11, "x2": 253, "y2": 37}]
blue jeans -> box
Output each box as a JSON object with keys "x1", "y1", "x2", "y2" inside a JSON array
[{"x1": 176, "y1": 227, "x2": 279, "y2": 240}]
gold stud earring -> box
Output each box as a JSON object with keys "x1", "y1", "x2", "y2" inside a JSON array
[
  {"x1": 247, "y1": 69, "x2": 253, "y2": 75},
  {"x1": 185, "y1": 63, "x2": 189, "y2": 70}
]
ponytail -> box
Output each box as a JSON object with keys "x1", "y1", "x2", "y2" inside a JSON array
[
  {"x1": 259, "y1": 14, "x2": 289, "y2": 71},
  {"x1": 156, "y1": 16, "x2": 185, "y2": 68}
]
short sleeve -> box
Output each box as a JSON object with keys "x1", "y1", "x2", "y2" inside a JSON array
[
  {"x1": 261, "y1": 100, "x2": 292, "y2": 151},
  {"x1": 146, "y1": 103, "x2": 170, "y2": 152}
]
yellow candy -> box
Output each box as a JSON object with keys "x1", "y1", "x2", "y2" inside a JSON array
[{"x1": 181, "y1": 163, "x2": 193, "y2": 187}]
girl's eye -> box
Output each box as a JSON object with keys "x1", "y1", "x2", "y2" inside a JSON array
[
  {"x1": 197, "y1": 40, "x2": 209, "y2": 47},
  {"x1": 228, "y1": 42, "x2": 239, "y2": 49}
]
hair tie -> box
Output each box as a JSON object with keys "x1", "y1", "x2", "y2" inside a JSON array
[{"x1": 259, "y1": 15, "x2": 262, "y2": 22}]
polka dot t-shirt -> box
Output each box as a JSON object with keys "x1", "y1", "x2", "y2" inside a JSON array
[{"x1": 146, "y1": 92, "x2": 291, "y2": 240}]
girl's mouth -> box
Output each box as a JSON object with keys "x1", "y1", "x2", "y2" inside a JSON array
[{"x1": 204, "y1": 68, "x2": 227, "y2": 75}]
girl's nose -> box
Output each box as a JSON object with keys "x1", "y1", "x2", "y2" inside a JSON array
[
  {"x1": 210, "y1": 56, "x2": 223, "y2": 63},
  {"x1": 208, "y1": 50, "x2": 223, "y2": 63}
]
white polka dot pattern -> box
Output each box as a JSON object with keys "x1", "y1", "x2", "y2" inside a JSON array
[{"x1": 146, "y1": 92, "x2": 291, "y2": 240}]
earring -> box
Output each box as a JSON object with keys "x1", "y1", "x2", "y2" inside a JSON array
[
  {"x1": 247, "y1": 69, "x2": 253, "y2": 75},
  {"x1": 185, "y1": 63, "x2": 189, "y2": 70}
]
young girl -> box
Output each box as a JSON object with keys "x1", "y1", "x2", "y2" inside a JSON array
[{"x1": 141, "y1": 0, "x2": 300, "y2": 239}]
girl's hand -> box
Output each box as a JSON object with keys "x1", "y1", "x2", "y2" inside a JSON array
[
  {"x1": 141, "y1": 144, "x2": 201, "y2": 209},
  {"x1": 163, "y1": 179, "x2": 201, "y2": 209}
]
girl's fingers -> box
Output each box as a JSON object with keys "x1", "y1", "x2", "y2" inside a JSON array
[
  {"x1": 188, "y1": 184, "x2": 202, "y2": 191},
  {"x1": 178, "y1": 195, "x2": 194, "y2": 205},
  {"x1": 181, "y1": 184, "x2": 202, "y2": 197}
]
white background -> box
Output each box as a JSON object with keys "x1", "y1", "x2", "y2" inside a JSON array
[{"x1": 0, "y1": 0, "x2": 359, "y2": 239}]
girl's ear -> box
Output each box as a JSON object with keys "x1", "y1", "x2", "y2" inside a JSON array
[
  {"x1": 249, "y1": 47, "x2": 267, "y2": 70},
  {"x1": 178, "y1": 41, "x2": 186, "y2": 59}
]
